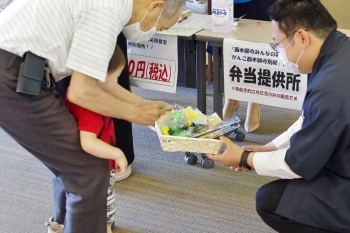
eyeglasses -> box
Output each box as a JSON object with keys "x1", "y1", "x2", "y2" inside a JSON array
[{"x1": 270, "y1": 31, "x2": 297, "y2": 53}]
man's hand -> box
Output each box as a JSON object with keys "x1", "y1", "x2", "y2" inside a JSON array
[
  {"x1": 132, "y1": 102, "x2": 166, "y2": 126},
  {"x1": 206, "y1": 136, "x2": 244, "y2": 167},
  {"x1": 140, "y1": 99, "x2": 173, "y2": 111}
]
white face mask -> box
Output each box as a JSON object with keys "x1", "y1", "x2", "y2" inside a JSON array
[
  {"x1": 122, "y1": 9, "x2": 163, "y2": 43},
  {"x1": 278, "y1": 33, "x2": 304, "y2": 73}
]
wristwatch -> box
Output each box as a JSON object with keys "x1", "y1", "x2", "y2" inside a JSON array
[{"x1": 239, "y1": 150, "x2": 252, "y2": 170}]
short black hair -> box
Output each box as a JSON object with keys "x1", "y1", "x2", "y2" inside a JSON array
[
  {"x1": 108, "y1": 44, "x2": 126, "y2": 74},
  {"x1": 268, "y1": 0, "x2": 337, "y2": 39}
]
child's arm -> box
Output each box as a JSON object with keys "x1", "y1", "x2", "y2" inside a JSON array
[{"x1": 80, "y1": 131, "x2": 127, "y2": 174}]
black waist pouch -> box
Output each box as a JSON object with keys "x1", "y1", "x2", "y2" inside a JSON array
[{"x1": 16, "y1": 52, "x2": 46, "y2": 96}]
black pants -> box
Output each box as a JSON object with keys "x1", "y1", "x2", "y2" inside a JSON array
[
  {"x1": 256, "y1": 179, "x2": 335, "y2": 233},
  {"x1": 55, "y1": 33, "x2": 135, "y2": 165},
  {"x1": 234, "y1": 0, "x2": 277, "y2": 21},
  {"x1": 0, "y1": 49, "x2": 109, "y2": 233},
  {"x1": 114, "y1": 33, "x2": 135, "y2": 165}
]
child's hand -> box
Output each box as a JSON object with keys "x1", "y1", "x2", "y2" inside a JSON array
[{"x1": 114, "y1": 155, "x2": 128, "y2": 175}]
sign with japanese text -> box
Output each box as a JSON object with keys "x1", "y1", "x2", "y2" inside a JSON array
[
  {"x1": 223, "y1": 39, "x2": 308, "y2": 110},
  {"x1": 127, "y1": 34, "x2": 178, "y2": 93}
]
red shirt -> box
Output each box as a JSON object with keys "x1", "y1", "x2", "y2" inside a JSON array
[{"x1": 66, "y1": 97, "x2": 116, "y2": 170}]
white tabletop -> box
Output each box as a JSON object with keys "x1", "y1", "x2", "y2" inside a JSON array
[
  {"x1": 196, "y1": 19, "x2": 350, "y2": 44},
  {"x1": 195, "y1": 19, "x2": 273, "y2": 44},
  {"x1": 157, "y1": 13, "x2": 212, "y2": 37},
  {"x1": 175, "y1": 13, "x2": 212, "y2": 30}
]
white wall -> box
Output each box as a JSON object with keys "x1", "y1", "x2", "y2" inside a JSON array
[{"x1": 321, "y1": 0, "x2": 350, "y2": 29}]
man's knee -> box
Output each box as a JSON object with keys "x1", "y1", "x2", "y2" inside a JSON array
[
  {"x1": 256, "y1": 182, "x2": 275, "y2": 216},
  {"x1": 62, "y1": 166, "x2": 110, "y2": 217},
  {"x1": 57, "y1": 160, "x2": 109, "y2": 195},
  {"x1": 256, "y1": 179, "x2": 289, "y2": 217}
]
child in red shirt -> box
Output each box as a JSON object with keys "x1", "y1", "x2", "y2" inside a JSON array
[{"x1": 66, "y1": 45, "x2": 128, "y2": 233}]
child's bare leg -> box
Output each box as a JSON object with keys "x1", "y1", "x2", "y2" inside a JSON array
[
  {"x1": 206, "y1": 53, "x2": 213, "y2": 83},
  {"x1": 107, "y1": 225, "x2": 112, "y2": 233}
]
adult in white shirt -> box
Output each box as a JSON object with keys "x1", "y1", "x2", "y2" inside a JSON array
[
  {"x1": 183, "y1": 0, "x2": 207, "y2": 14},
  {"x1": 0, "y1": 0, "x2": 185, "y2": 232},
  {"x1": 0, "y1": 0, "x2": 14, "y2": 12},
  {"x1": 207, "y1": 0, "x2": 350, "y2": 232}
]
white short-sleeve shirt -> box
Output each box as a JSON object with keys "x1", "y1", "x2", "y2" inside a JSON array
[{"x1": 0, "y1": 0, "x2": 133, "y2": 82}]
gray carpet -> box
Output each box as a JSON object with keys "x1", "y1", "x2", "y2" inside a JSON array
[{"x1": 0, "y1": 84, "x2": 300, "y2": 233}]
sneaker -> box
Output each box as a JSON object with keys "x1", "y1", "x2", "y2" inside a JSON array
[
  {"x1": 45, "y1": 217, "x2": 64, "y2": 233},
  {"x1": 112, "y1": 165, "x2": 131, "y2": 183}
]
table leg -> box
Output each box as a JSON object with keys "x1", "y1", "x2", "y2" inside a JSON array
[
  {"x1": 196, "y1": 40, "x2": 207, "y2": 114},
  {"x1": 213, "y1": 46, "x2": 223, "y2": 119}
]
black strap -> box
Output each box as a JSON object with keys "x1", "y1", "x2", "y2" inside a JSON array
[{"x1": 239, "y1": 150, "x2": 252, "y2": 170}]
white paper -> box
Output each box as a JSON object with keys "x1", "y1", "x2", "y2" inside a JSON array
[
  {"x1": 175, "y1": 13, "x2": 212, "y2": 30},
  {"x1": 127, "y1": 35, "x2": 178, "y2": 93},
  {"x1": 157, "y1": 13, "x2": 212, "y2": 36},
  {"x1": 157, "y1": 27, "x2": 202, "y2": 37},
  {"x1": 223, "y1": 39, "x2": 308, "y2": 110}
]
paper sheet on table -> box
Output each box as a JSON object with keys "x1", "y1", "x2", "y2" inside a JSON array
[
  {"x1": 157, "y1": 27, "x2": 202, "y2": 37},
  {"x1": 175, "y1": 13, "x2": 212, "y2": 29},
  {"x1": 157, "y1": 13, "x2": 211, "y2": 37}
]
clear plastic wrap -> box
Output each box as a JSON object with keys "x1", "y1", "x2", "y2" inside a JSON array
[{"x1": 158, "y1": 104, "x2": 240, "y2": 139}]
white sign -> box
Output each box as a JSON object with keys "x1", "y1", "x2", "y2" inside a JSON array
[
  {"x1": 223, "y1": 39, "x2": 308, "y2": 110},
  {"x1": 127, "y1": 34, "x2": 178, "y2": 93}
]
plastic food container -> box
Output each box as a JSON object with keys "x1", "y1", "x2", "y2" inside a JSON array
[{"x1": 233, "y1": 18, "x2": 240, "y2": 27}]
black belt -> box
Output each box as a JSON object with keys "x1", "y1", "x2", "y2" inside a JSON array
[{"x1": 0, "y1": 48, "x2": 22, "y2": 70}]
